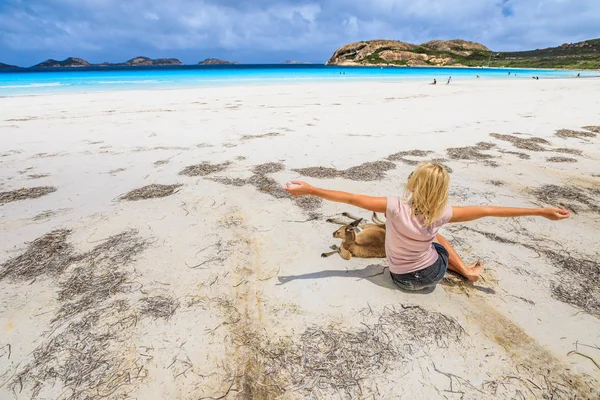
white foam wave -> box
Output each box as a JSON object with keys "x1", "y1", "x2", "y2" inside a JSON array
[{"x1": 0, "y1": 82, "x2": 66, "y2": 89}]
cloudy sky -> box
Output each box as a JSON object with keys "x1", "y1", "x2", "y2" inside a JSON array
[{"x1": 1, "y1": 0, "x2": 599, "y2": 66}]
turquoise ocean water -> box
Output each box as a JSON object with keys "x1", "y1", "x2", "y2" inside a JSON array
[{"x1": 0, "y1": 64, "x2": 597, "y2": 97}]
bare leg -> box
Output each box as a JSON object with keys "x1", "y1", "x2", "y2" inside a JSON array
[{"x1": 435, "y1": 234, "x2": 483, "y2": 282}]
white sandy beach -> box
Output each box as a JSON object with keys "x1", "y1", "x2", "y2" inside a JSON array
[{"x1": 1, "y1": 78, "x2": 600, "y2": 399}]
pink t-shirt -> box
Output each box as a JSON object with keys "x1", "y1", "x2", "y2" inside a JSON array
[{"x1": 385, "y1": 197, "x2": 453, "y2": 274}]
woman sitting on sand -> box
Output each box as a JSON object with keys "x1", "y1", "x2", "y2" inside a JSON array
[{"x1": 284, "y1": 162, "x2": 570, "y2": 291}]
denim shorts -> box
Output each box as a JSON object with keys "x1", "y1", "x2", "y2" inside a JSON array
[{"x1": 390, "y1": 243, "x2": 449, "y2": 291}]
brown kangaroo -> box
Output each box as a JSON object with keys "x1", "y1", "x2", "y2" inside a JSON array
[{"x1": 321, "y1": 212, "x2": 386, "y2": 260}]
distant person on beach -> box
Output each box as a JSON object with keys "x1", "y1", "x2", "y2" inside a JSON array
[
  {"x1": 431, "y1": 78, "x2": 437, "y2": 85},
  {"x1": 284, "y1": 162, "x2": 569, "y2": 290},
  {"x1": 476, "y1": 75, "x2": 480, "y2": 79},
  {"x1": 577, "y1": 73, "x2": 580, "y2": 78},
  {"x1": 446, "y1": 76, "x2": 451, "y2": 85}
]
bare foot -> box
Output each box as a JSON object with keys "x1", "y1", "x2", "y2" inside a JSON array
[{"x1": 465, "y1": 261, "x2": 484, "y2": 282}]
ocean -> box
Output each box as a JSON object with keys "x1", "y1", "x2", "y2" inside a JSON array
[{"x1": 0, "y1": 64, "x2": 596, "y2": 97}]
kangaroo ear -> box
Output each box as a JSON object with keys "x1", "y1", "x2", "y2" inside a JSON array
[{"x1": 350, "y1": 218, "x2": 363, "y2": 227}]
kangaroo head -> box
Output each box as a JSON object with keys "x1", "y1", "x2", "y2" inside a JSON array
[{"x1": 333, "y1": 218, "x2": 362, "y2": 240}]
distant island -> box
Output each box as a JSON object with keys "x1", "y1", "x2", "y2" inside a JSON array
[
  {"x1": 32, "y1": 57, "x2": 91, "y2": 68},
  {"x1": 326, "y1": 38, "x2": 600, "y2": 69},
  {"x1": 28, "y1": 56, "x2": 182, "y2": 68},
  {"x1": 198, "y1": 58, "x2": 239, "y2": 65},
  {"x1": 109, "y1": 57, "x2": 182, "y2": 66}
]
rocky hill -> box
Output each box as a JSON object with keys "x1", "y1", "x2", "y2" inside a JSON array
[
  {"x1": 198, "y1": 58, "x2": 239, "y2": 65},
  {"x1": 326, "y1": 38, "x2": 600, "y2": 69},
  {"x1": 32, "y1": 57, "x2": 91, "y2": 68},
  {"x1": 0, "y1": 62, "x2": 19, "y2": 68},
  {"x1": 115, "y1": 57, "x2": 182, "y2": 66}
]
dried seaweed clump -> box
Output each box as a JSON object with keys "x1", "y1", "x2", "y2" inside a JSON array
[
  {"x1": 247, "y1": 174, "x2": 290, "y2": 199},
  {"x1": 530, "y1": 184, "x2": 599, "y2": 213},
  {"x1": 54, "y1": 230, "x2": 149, "y2": 321},
  {"x1": 553, "y1": 148, "x2": 582, "y2": 156},
  {"x1": 487, "y1": 180, "x2": 505, "y2": 186},
  {"x1": 224, "y1": 305, "x2": 463, "y2": 398},
  {"x1": 153, "y1": 159, "x2": 169, "y2": 166},
  {"x1": 387, "y1": 149, "x2": 433, "y2": 163},
  {"x1": 252, "y1": 162, "x2": 285, "y2": 175},
  {"x1": 547, "y1": 157, "x2": 577, "y2": 163},
  {"x1": 0, "y1": 186, "x2": 57, "y2": 204},
  {"x1": 500, "y1": 150, "x2": 531, "y2": 159},
  {"x1": 9, "y1": 230, "x2": 150, "y2": 399},
  {"x1": 241, "y1": 132, "x2": 281, "y2": 140},
  {"x1": 293, "y1": 196, "x2": 322, "y2": 212},
  {"x1": 293, "y1": 160, "x2": 395, "y2": 181},
  {"x1": 28, "y1": 173, "x2": 50, "y2": 179},
  {"x1": 210, "y1": 177, "x2": 248, "y2": 187},
  {"x1": 32, "y1": 208, "x2": 71, "y2": 221},
  {"x1": 447, "y1": 142, "x2": 495, "y2": 160},
  {"x1": 551, "y1": 257, "x2": 600, "y2": 317},
  {"x1": 141, "y1": 295, "x2": 180, "y2": 320},
  {"x1": 0, "y1": 229, "x2": 74, "y2": 282},
  {"x1": 342, "y1": 161, "x2": 396, "y2": 181},
  {"x1": 83, "y1": 230, "x2": 149, "y2": 269},
  {"x1": 13, "y1": 301, "x2": 145, "y2": 400},
  {"x1": 582, "y1": 125, "x2": 600, "y2": 133},
  {"x1": 490, "y1": 133, "x2": 550, "y2": 151},
  {"x1": 555, "y1": 129, "x2": 596, "y2": 139},
  {"x1": 292, "y1": 166, "x2": 340, "y2": 179},
  {"x1": 119, "y1": 183, "x2": 182, "y2": 201},
  {"x1": 179, "y1": 161, "x2": 231, "y2": 176}
]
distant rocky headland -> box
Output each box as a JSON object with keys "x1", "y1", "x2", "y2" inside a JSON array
[
  {"x1": 327, "y1": 38, "x2": 600, "y2": 69},
  {"x1": 0, "y1": 62, "x2": 19, "y2": 68},
  {"x1": 198, "y1": 58, "x2": 239, "y2": 65}
]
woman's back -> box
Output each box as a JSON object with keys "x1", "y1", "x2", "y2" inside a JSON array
[{"x1": 385, "y1": 197, "x2": 452, "y2": 274}]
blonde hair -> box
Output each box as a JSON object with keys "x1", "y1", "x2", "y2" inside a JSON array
[{"x1": 403, "y1": 162, "x2": 450, "y2": 226}]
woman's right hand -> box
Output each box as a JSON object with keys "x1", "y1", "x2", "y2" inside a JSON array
[
  {"x1": 541, "y1": 208, "x2": 571, "y2": 221},
  {"x1": 284, "y1": 181, "x2": 314, "y2": 196}
]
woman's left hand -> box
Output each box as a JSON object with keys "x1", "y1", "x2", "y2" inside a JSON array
[{"x1": 284, "y1": 181, "x2": 314, "y2": 196}]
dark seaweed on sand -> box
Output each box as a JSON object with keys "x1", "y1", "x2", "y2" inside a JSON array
[
  {"x1": 179, "y1": 161, "x2": 231, "y2": 176},
  {"x1": 119, "y1": 184, "x2": 183, "y2": 201},
  {"x1": 293, "y1": 160, "x2": 395, "y2": 181},
  {"x1": 555, "y1": 129, "x2": 596, "y2": 139},
  {"x1": 546, "y1": 157, "x2": 577, "y2": 163},
  {"x1": 0, "y1": 229, "x2": 75, "y2": 282},
  {"x1": 490, "y1": 133, "x2": 550, "y2": 151},
  {"x1": 531, "y1": 184, "x2": 599, "y2": 213},
  {"x1": 446, "y1": 142, "x2": 496, "y2": 160},
  {"x1": 0, "y1": 186, "x2": 57, "y2": 204}
]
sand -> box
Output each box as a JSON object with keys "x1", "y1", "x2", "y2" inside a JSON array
[{"x1": 1, "y1": 78, "x2": 600, "y2": 399}]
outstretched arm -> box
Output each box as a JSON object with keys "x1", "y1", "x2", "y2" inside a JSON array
[
  {"x1": 450, "y1": 205, "x2": 570, "y2": 223},
  {"x1": 284, "y1": 181, "x2": 387, "y2": 213}
]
